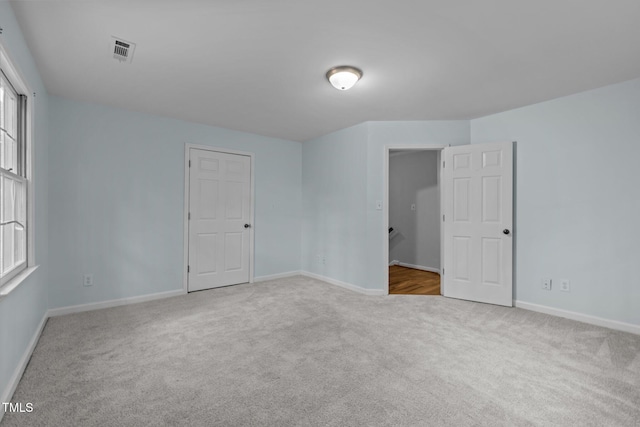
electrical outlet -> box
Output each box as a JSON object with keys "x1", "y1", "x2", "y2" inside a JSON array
[
  {"x1": 560, "y1": 279, "x2": 571, "y2": 292},
  {"x1": 542, "y1": 278, "x2": 552, "y2": 290},
  {"x1": 83, "y1": 274, "x2": 94, "y2": 287}
]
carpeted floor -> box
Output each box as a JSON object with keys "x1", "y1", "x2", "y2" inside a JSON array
[{"x1": 2, "y1": 275, "x2": 640, "y2": 426}]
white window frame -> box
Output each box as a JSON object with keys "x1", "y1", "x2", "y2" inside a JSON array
[{"x1": 0, "y1": 39, "x2": 36, "y2": 294}]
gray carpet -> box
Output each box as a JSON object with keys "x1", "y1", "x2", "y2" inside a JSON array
[{"x1": 2, "y1": 275, "x2": 640, "y2": 426}]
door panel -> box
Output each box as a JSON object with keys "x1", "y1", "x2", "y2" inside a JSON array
[
  {"x1": 453, "y1": 237, "x2": 471, "y2": 281},
  {"x1": 196, "y1": 234, "x2": 218, "y2": 274},
  {"x1": 199, "y1": 179, "x2": 219, "y2": 219},
  {"x1": 225, "y1": 182, "x2": 244, "y2": 219},
  {"x1": 453, "y1": 178, "x2": 471, "y2": 221},
  {"x1": 188, "y1": 148, "x2": 251, "y2": 291},
  {"x1": 443, "y1": 142, "x2": 513, "y2": 306},
  {"x1": 453, "y1": 152, "x2": 471, "y2": 170},
  {"x1": 482, "y1": 150, "x2": 502, "y2": 168},
  {"x1": 224, "y1": 232, "x2": 243, "y2": 271},
  {"x1": 482, "y1": 176, "x2": 501, "y2": 222},
  {"x1": 481, "y1": 237, "x2": 501, "y2": 285}
]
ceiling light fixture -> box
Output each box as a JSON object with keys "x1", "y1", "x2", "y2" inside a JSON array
[{"x1": 326, "y1": 66, "x2": 362, "y2": 91}]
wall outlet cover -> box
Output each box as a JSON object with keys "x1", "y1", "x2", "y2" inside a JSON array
[
  {"x1": 542, "y1": 278, "x2": 552, "y2": 290},
  {"x1": 83, "y1": 274, "x2": 94, "y2": 287}
]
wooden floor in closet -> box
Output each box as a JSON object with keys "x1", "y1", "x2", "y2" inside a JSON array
[{"x1": 389, "y1": 265, "x2": 441, "y2": 295}]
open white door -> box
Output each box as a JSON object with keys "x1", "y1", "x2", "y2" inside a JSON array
[
  {"x1": 188, "y1": 148, "x2": 252, "y2": 292},
  {"x1": 442, "y1": 142, "x2": 513, "y2": 306}
]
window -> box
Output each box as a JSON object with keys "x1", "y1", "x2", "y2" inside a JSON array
[{"x1": 0, "y1": 66, "x2": 28, "y2": 286}]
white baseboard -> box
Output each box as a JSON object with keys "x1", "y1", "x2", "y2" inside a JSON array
[
  {"x1": 254, "y1": 271, "x2": 301, "y2": 282},
  {"x1": 0, "y1": 311, "x2": 48, "y2": 423},
  {"x1": 301, "y1": 271, "x2": 386, "y2": 296},
  {"x1": 389, "y1": 261, "x2": 440, "y2": 274},
  {"x1": 515, "y1": 300, "x2": 640, "y2": 335},
  {"x1": 48, "y1": 289, "x2": 186, "y2": 317}
]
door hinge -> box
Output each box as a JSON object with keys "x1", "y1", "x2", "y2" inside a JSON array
[
  {"x1": 442, "y1": 161, "x2": 445, "y2": 168},
  {"x1": 188, "y1": 212, "x2": 191, "y2": 220},
  {"x1": 187, "y1": 265, "x2": 190, "y2": 273},
  {"x1": 189, "y1": 160, "x2": 191, "y2": 167},
  {"x1": 443, "y1": 214, "x2": 445, "y2": 222},
  {"x1": 442, "y1": 268, "x2": 444, "y2": 275}
]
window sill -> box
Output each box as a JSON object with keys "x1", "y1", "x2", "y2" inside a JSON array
[{"x1": 0, "y1": 266, "x2": 39, "y2": 301}]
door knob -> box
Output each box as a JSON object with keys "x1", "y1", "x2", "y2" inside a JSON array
[
  {"x1": 244, "y1": 224, "x2": 251, "y2": 229},
  {"x1": 503, "y1": 229, "x2": 510, "y2": 235}
]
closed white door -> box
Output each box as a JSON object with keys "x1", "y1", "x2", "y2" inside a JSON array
[
  {"x1": 188, "y1": 148, "x2": 251, "y2": 292},
  {"x1": 442, "y1": 142, "x2": 513, "y2": 306}
]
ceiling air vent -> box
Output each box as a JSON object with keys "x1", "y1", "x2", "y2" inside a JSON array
[{"x1": 110, "y1": 36, "x2": 136, "y2": 63}]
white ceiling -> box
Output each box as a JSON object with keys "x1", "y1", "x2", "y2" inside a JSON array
[{"x1": 9, "y1": 0, "x2": 640, "y2": 142}]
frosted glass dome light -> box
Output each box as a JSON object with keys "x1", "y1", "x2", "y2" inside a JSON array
[{"x1": 326, "y1": 66, "x2": 363, "y2": 91}]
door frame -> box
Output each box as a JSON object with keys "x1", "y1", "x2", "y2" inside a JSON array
[
  {"x1": 183, "y1": 143, "x2": 256, "y2": 293},
  {"x1": 383, "y1": 144, "x2": 448, "y2": 295}
]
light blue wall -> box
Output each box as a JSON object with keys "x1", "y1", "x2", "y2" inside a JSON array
[
  {"x1": 48, "y1": 96, "x2": 301, "y2": 309},
  {"x1": 302, "y1": 123, "x2": 370, "y2": 287},
  {"x1": 302, "y1": 121, "x2": 469, "y2": 291},
  {"x1": 0, "y1": 1, "x2": 50, "y2": 404},
  {"x1": 471, "y1": 78, "x2": 640, "y2": 325}
]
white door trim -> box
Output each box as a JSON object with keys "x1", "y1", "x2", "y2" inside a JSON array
[
  {"x1": 383, "y1": 144, "x2": 448, "y2": 295},
  {"x1": 183, "y1": 143, "x2": 255, "y2": 293}
]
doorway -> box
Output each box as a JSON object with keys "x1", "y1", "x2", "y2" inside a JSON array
[
  {"x1": 383, "y1": 142, "x2": 514, "y2": 306},
  {"x1": 183, "y1": 144, "x2": 255, "y2": 292},
  {"x1": 386, "y1": 147, "x2": 443, "y2": 295}
]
